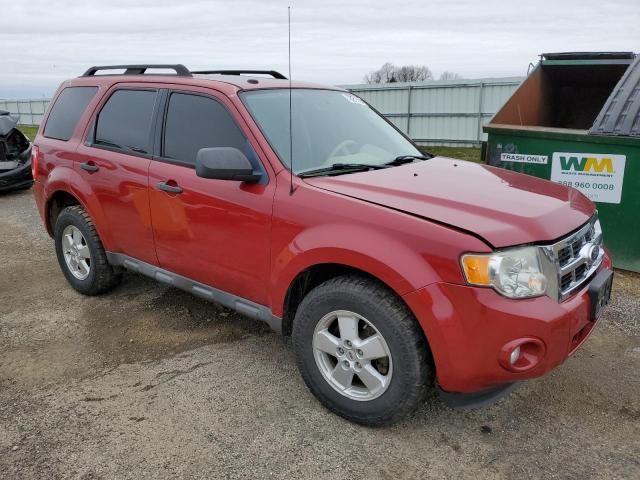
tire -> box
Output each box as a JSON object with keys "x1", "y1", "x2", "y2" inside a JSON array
[
  {"x1": 292, "y1": 275, "x2": 433, "y2": 426},
  {"x1": 54, "y1": 205, "x2": 121, "y2": 295}
]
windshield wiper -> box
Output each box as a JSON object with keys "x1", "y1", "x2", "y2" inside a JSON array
[
  {"x1": 298, "y1": 163, "x2": 389, "y2": 178},
  {"x1": 384, "y1": 154, "x2": 432, "y2": 166}
]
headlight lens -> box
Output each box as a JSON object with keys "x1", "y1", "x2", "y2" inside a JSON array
[{"x1": 461, "y1": 246, "x2": 548, "y2": 298}]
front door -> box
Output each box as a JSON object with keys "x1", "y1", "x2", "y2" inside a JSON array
[
  {"x1": 75, "y1": 87, "x2": 159, "y2": 265},
  {"x1": 148, "y1": 89, "x2": 275, "y2": 305}
]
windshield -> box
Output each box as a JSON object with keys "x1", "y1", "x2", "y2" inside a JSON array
[{"x1": 241, "y1": 89, "x2": 422, "y2": 174}]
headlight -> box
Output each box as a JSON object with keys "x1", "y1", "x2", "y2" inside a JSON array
[{"x1": 461, "y1": 246, "x2": 548, "y2": 298}]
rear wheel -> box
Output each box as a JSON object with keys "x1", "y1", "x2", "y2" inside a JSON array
[
  {"x1": 54, "y1": 205, "x2": 121, "y2": 295},
  {"x1": 292, "y1": 275, "x2": 432, "y2": 426}
]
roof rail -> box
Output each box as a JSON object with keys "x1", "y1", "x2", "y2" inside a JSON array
[
  {"x1": 192, "y1": 69, "x2": 287, "y2": 80},
  {"x1": 82, "y1": 64, "x2": 192, "y2": 77}
]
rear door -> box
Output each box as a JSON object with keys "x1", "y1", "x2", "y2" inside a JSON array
[
  {"x1": 75, "y1": 87, "x2": 159, "y2": 265},
  {"x1": 148, "y1": 88, "x2": 275, "y2": 305}
]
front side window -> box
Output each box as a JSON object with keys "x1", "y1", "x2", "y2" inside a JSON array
[
  {"x1": 44, "y1": 86, "x2": 98, "y2": 141},
  {"x1": 241, "y1": 89, "x2": 422, "y2": 174},
  {"x1": 163, "y1": 92, "x2": 253, "y2": 165},
  {"x1": 95, "y1": 89, "x2": 157, "y2": 153}
]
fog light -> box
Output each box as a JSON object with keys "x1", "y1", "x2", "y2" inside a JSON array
[
  {"x1": 499, "y1": 338, "x2": 545, "y2": 372},
  {"x1": 510, "y1": 346, "x2": 521, "y2": 365}
]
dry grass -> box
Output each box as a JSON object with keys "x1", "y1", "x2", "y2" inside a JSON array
[
  {"x1": 17, "y1": 125, "x2": 38, "y2": 140},
  {"x1": 421, "y1": 146, "x2": 482, "y2": 163}
]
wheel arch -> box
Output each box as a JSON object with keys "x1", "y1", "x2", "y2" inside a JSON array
[
  {"x1": 45, "y1": 170, "x2": 114, "y2": 251},
  {"x1": 45, "y1": 189, "x2": 82, "y2": 236},
  {"x1": 279, "y1": 261, "x2": 430, "y2": 345}
]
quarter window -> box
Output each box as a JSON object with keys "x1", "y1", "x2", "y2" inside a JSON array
[
  {"x1": 95, "y1": 89, "x2": 157, "y2": 153},
  {"x1": 163, "y1": 93, "x2": 251, "y2": 165},
  {"x1": 44, "y1": 86, "x2": 98, "y2": 141}
]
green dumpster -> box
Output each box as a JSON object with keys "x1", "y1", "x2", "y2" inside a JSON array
[{"x1": 484, "y1": 52, "x2": 640, "y2": 272}]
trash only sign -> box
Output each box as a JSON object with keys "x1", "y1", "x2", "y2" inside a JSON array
[
  {"x1": 551, "y1": 152, "x2": 626, "y2": 204},
  {"x1": 500, "y1": 153, "x2": 548, "y2": 164}
]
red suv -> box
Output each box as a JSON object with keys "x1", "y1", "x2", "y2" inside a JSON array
[{"x1": 32, "y1": 65, "x2": 613, "y2": 425}]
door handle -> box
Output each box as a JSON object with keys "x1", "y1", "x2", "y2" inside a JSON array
[
  {"x1": 156, "y1": 181, "x2": 183, "y2": 194},
  {"x1": 80, "y1": 162, "x2": 99, "y2": 173}
]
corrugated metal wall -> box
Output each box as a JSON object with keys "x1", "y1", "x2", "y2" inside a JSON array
[
  {"x1": 1, "y1": 77, "x2": 523, "y2": 146},
  {"x1": 344, "y1": 77, "x2": 523, "y2": 146},
  {"x1": 0, "y1": 99, "x2": 50, "y2": 126}
]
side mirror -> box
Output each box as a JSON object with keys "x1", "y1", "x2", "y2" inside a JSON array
[{"x1": 195, "y1": 147, "x2": 261, "y2": 182}]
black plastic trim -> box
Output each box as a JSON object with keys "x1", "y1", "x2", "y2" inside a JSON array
[
  {"x1": 438, "y1": 382, "x2": 520, "y2": 409},
  {"x1": 588, "y1": 269, "x2": 614, "y2": 320},
  {"x1": 86, "y1": 143, "x2": 153, "y2": 160},
  {"x1": 82, "y1": 64, "x2": 192, "y2": 77},
  {"x1": 105, "y1": 252, "x2": 282, "y2": 333},
  {"x1": 193, "y1": 70, "x2": 287, "y2": 79}
]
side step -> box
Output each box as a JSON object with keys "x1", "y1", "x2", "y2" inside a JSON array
[{"x1": 106, "y1": 252, "x2": 281, "y2": 333}]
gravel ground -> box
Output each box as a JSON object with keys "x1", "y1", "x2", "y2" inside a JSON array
[{"x1": 1, "y1": 187, "x2": 639, "y2": 480}]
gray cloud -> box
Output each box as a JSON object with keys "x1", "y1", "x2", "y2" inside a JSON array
[{"x1": 1, "y1": 0, "x2": 639, "y2": 97}]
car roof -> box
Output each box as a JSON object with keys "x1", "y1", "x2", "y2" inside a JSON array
[{"x1": 62, "y1": 73, "x2": 341, "y2": 96}]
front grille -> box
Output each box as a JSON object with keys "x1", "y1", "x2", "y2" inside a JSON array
[
  {"x1": 558, "y1": 246, "x2": 572, "y2": 266},
  {"x1": 571, "y1": 238, "x2": 583, "y2": 256},
  {"x1": 541, "y1": 215, "x2": 603, "y2": 301},
  {"x1": 575, "y1": 263, "x2": 587, "y2": 279}
]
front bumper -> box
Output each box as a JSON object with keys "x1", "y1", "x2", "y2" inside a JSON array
[
  {"x1": 403, "y1": 253, "x2": 612, "y2": 396},
  {"x1": 0, "y1": 158, "x2": 33, "y2": 193}
]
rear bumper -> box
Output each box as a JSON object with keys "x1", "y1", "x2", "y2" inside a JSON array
[
  {"x1": 32, "y1": 180, "x2": 49, "y2": 231},
  {"x1": 403, "y1": 253, "x2": 612, "y2": 395}
]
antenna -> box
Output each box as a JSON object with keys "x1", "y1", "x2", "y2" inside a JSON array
[{"x1": 288, "y1": 6, "x2": 294, "y2": 195}]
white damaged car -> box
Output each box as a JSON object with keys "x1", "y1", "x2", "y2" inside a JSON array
[{"x1": 0, "y1": 111, "x2": 33, "y2": 193}]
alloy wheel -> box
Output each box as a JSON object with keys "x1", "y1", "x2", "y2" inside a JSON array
[
  {"x1": 61, "y1": 225, "x2": 91, "y2": 280},
  {"x1": 312, "y1": 309, "x2": 393, "y2": 401}
]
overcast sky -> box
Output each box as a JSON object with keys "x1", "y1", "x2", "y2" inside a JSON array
[{"x1": 1, "y1": 0, "x2": 639, "y2": 98}]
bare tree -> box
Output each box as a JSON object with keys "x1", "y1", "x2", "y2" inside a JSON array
[
  {"x1": 365, "y1": 63, "x2": 433, "y2": 83},
  {"x1": 364, "y1": 62, "x2": 397, "y2": 84},
  {"x1": 439, "y1": 71, "x2": 463, "y2": 80},
  {"x1": 395, "y1": 65, "x2": 433, "y2": 82}
]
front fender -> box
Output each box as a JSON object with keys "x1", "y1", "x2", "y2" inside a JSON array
[{"x1": 270, "y1": 223, "x2": 440, "y2": 318}]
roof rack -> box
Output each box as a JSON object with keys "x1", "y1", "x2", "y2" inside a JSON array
[
  {"x1": 191, "y1": 69, "x2": 287, "y2": 79},
  {"x1": 82, "y1": 64, "x2": 192, "y2": 77}
]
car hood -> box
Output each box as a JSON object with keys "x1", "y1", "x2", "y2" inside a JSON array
[
  {"x1": 304, "y1": 157, "x2": 595, "y2": 248},
  {"x1": 0, "y1": 111, "x2": 19, "y2": 137}
]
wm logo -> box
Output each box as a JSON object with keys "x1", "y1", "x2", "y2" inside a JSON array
[{"x1": 559, "y1": 156, "x2": 614, "y2": 173}]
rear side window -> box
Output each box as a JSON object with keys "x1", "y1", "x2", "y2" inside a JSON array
[
  {"x1": 44, "y1": 86, "x2": 97, "y2": 141},
  {"x1": 95, "y1": 89, "x2": 157, "y2": 153},
  {"x1": 163, "y1": 93, "x2": 249, "y2": 165}
]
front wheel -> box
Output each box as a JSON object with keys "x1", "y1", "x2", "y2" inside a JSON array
[{"x1": 292, "y1": 275, "x2": 433, "y2": 426}]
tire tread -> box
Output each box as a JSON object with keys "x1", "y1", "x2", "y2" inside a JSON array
[
  {"x1": 293, "y1": 274, "x2": 433, "y2": 426},
  {"x1": 54, "y1": 205, "x2": 121, "y2": 295}
]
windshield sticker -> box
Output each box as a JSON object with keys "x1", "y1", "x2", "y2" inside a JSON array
[{"x1": 342, "y1": 93, "x2": 366, "y2": 105}]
